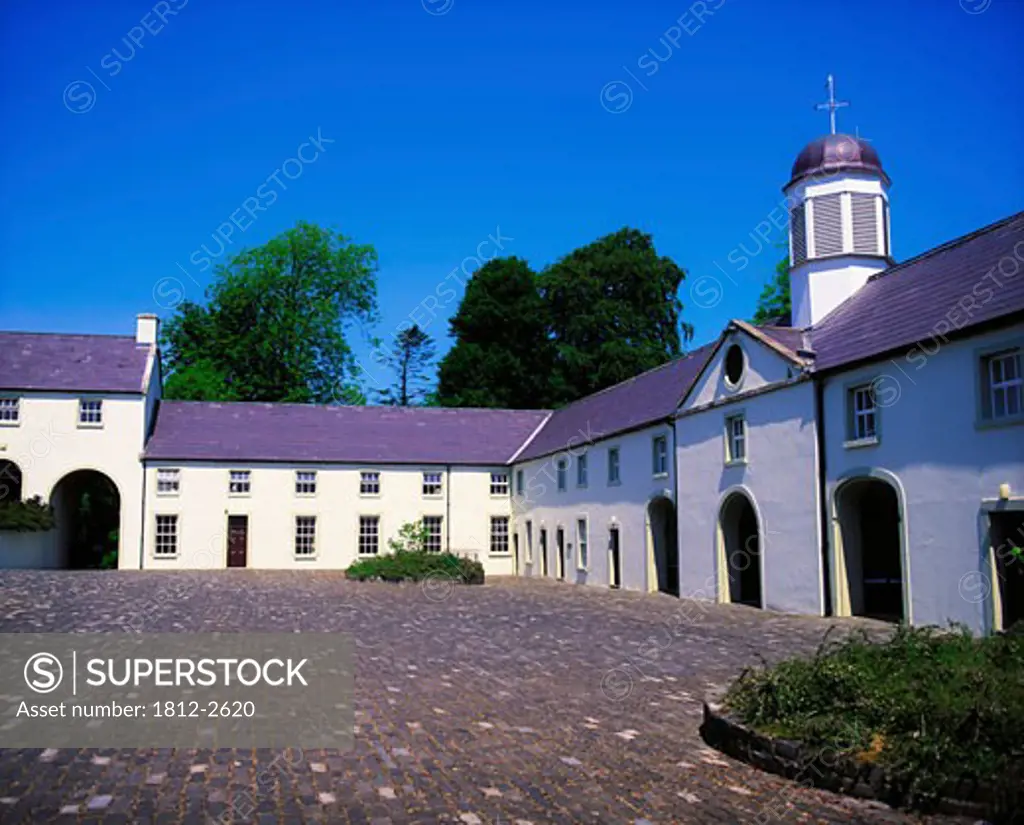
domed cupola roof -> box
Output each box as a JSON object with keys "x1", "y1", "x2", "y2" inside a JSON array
[{"x1": 786, "y1": 133, "x2": 889, "y2": 189}]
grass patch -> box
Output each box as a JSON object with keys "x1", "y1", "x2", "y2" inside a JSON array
[
  {"x1": 345, "y1": 550, "x2": 484, "y2": 585},
  {"x1": 725, "y1": 625, "x2": 1024, "y2": 816}
]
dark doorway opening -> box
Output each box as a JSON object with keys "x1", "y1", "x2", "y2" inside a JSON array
[
  {"x1": 720, "y1": 492, "x2": 762, "y2": 608},
  {"x1": 539, "y1": 528, "x2": 548, "y2": 577},
  {"x1": 609, "y1": 525, "x2": 622, "y2": 589},
  {"x1": 0, "y1": 460, "x2": 23, "y2": 503},
  {"x1": 836, "y1": 478, "x2": 904, "y2": 622},
  {"x1": 227, "y1": 515, "x2": 248, "y2": 568},
  {"x1": 649, "y1": 496, "x2": 678, "y2": 596},
  {"x1": 991, "y1": 510, "x2": 1024, "y2": 631},
  {"x1": 556, "y1": 527, "x2": 565, "y2": 580},
  {"x1": 51, "y1": 470, "x2": 120, "y2": 569}
]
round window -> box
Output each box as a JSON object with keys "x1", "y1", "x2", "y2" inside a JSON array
[{"x1": 724, "y1": 344, "x2": 744, "y2": 386}]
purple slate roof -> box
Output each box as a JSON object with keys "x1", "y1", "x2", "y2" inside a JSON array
[
  {"x1": 0, "y1": 332, "x2": 150, "y2": 393},
  {"x1": 810, "y1": 211, "x2": 1024, "y2": 371},
  {"x1": 515, "y1": 344, "x2": 716, "y2": 463},
  {"x1": 144, "y1": 401, "x2": 550, "y2": 465},
  {"x1": 756, "y1": 325, "x2": 809, "y2": 358}
]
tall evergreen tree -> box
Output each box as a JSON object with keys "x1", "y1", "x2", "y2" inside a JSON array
[
  {"x1": 752, "y1": 256, "x2": 791, "y2": 325},
  {"x1": 435, "y1": 257, "x2": 555, "y2": 409},
  {"x1": 540, "y1": 227, "x2": 694, "y2": 404},
  {"x1": 374, "y1": 325, "x2": 437, "y2": 406}
]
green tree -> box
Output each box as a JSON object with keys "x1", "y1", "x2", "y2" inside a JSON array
[
  {"x1": 163, "y1": 222, "x2": 378, "y2": 403},
  {"x1": 541, "y1": 227, "x2": 694, "y2": 403},
  {"x1": 752, "y1": 257, "x2": 791, "y2": 326},
  {"x1": 374, "y1": 324, "x2": 437, "y2": 406},
  {"x1": 436, "y1": 257, "x2": 555, "y2": 409}
]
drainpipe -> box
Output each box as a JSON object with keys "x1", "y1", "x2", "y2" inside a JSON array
[
  {"x1": 814, "y1": 378, "x2": 833, "y2": 616},
  {"x1": 139, "y1": 458, "x2": 147, "y2": 571},
  {"x1": 671, "y1": 416, "x2": 680, "y2": 593},
  {"x1": 445, "y1": 464, "x2": 452, "y2": 554}
]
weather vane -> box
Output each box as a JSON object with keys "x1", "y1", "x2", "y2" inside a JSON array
[{"x1": 815, "y1": 74, "x2": 849, "y2": 135}]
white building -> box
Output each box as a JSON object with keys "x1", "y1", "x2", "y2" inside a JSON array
[{"x1": 1, "y1": 130, "x2": 1022, "y2": 635}]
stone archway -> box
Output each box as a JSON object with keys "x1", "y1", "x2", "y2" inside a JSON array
[
  {"x1": 718, "y1": 491, "x2": 762, "y2": 608},
  {"x1": 50, "y1": 470, "x2": 121, "y2": 569},
  {"x1": 648, "y1": 496, "x2": 678, "y2": 596},
  {"x1": 834, "y1": 476, "x2": 905, "y2": 622}
]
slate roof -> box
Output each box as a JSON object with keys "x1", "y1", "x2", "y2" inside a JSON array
[
  {"x1": 0, "y1": 332, "x2": 150, "y2": 393},
  {"x1": 515, "y1": 344, "x2": 716, "y2": 463},
  {"x1": 144, "y1": 401, "x2": 550, "y2": 465},
  {"x1": 810, "y1": 211, "x2": 1024, "y2": 371}
]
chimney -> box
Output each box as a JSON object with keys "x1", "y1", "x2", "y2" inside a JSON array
[{"x1": 136, "y1": 313, "x2": 159, "y2": 346}]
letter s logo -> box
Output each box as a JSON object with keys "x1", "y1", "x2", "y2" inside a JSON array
[{"x1": 24, "y1": 653, "x2": 63, "y2": 694}]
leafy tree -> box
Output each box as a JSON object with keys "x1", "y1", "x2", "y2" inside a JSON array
[
  {"x1": 374, "y1": 324, "x2": 437, "y2": 406},
  {"x1": 752, "y1": 257, "x2": 791, "y2": 326},
  {"x1": 540, "y1": 227, "x2": 694, "y2": 403},
  {"x1": 163, "y1": 222, "x2": 378, "y2": 403},
  {"x1": 436, "y1": 257, "x2": 555, "y2": 409}
]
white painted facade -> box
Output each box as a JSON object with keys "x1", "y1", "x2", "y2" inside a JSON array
[{"x1": 511, "y1": 422, "x2": 675, "y2": 593}]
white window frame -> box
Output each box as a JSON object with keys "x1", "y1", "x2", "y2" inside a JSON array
[
  {"x1": 360, "y1": 470, "x2": 381, "y2": 496},
  {"x1": 725, "y1": 414, "x2": 747, "y2": 465},
  {"x1": 556, "y1": 458, "x2": 567, "y2": 492},
  {"x1": 652, "y1": 435, "x2": 668, "y2": 476},
  {"x1": 576, "y1": 517, "x2": 589, "y2": 571},
  {"x1": 0, "y1": 397, "x2": 20, "y2": 426},
  {"x1": 422, "y1": 471, "x2": 443, "y2": 497},
  {"x1": 983, "y1": 348, "x2": 1023, "y2": 423},
  {"x1": 156, "y1": 468, "x2": 180, "y2": 496},
  {"x1": 78, "y1": 398, "x2": 103, "y2": 427},
  {"x1": 228, "y1": 470, "x2": 252, "y2": 496},
  {"x1": 295, "y1": 470, "x2": 317, "y2": 496},
  {"x1": 490, "y1": 471, "x2": 509, "y2": 497},
  {"x1": 608, "y1": 447, "x2": 621, "y2": 486},
  {"x1": 422, "y1": 515, "x2": 443, "y2": 553},
  {"x1": 576, "y1": 453, "x2": 588, "y2": 488},
  {"x1": 358, "y1": 515, "x2": 380, "y2": 556},
  {"x1": 489, "y1": 515, "x2": 510, "y2": 555},
  {"x1": 294, "y1": 515, "x2": 317, "y2": 558},
  {"x1": 846, "y1": 383, "x2": 879, "y2": 446},
  {"x1": 154, "y1": 514, "x2": 178, "y2": 557}
]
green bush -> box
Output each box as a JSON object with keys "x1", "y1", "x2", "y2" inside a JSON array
[
  {"x1": 346, "y1": 549, "x2": 484, "y2": 585},
  {"x1": 725, "y1": 625, "x2": 1024, "y2": 816},
  {"x1": 0, "y1": 496, "x2": 55, "y2": 532}
]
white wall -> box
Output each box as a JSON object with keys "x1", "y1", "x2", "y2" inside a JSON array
[
  {"x1": 0, "y1": 529, "x2": 61, "y2": 568},
  {"x1": 676, "y1": 379, "x2": 822, "y2": 614},
  {"x1": 511, "y1": 423, "x2": 674, "y2": 592},
  {"x1": 142, "y1": 461, "x2": 515, "y2": 575},
  {"x1": 0, "y1": 392, "x2": 147, "y2": 569},
  {"x1": 822, "y1": 321, "x2": 1024, "y2": 633}
]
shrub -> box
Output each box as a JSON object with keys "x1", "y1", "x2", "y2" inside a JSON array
[
  {"x1": 346, "y1": 550, "x2": 484, "y2": 585},
  {"x1": 725, "y1": 625, "x2": 1024, "y2": 816},
  {"x1": 0, "y1": 496, "x2": 55, "y2": 532}
]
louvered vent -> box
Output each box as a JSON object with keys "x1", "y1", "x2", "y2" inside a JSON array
[
  {"x1": 790, "y1": 203, "x2": 807, "y2": 266},
  {"x1": 812, "y1": 194, "x2": 843, "y2": 257},
  {"x1": 851, "y1": 193, "x2": 880, "y2": 255}
]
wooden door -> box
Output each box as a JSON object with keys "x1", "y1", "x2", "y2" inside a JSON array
[{"x1": 227, "y1": 515, "x2": 248, "y2": 568}]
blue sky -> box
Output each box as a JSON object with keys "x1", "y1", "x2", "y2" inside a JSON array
[{"x1": 1, "y1": 0, "x2": 1021, "y2": 393}]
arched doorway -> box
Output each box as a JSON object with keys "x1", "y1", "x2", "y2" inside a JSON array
[
  {"x1": 989, "y1": 510, "x2": 1024, "y2": 632},
  {"x1": 50, "y1": 470, "x2": 120, "y2": 569},
  {"x1": 834, "y1": 476, "x2": 905, "y2": 622},
  {"x1": 719, "y1": 491, "x2": 762, "y2": 608},
  {"x1": 0, "y1": 460, "x2": 23, "y2": 503},
  {"x1": 648, "y1": 496, "x2": 678, "y2": 595}
]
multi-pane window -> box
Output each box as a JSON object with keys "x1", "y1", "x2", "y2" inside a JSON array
[
  {"x1": 490, "y1": 471, "x2": 509, "y2": 496},
  {"x1": 423, "y1": 516, "x2": 443, "y2": 553},
  {"x1": 652, "y1": 435, "x2": 668, "y2": 475},
  {"x1": 295, "y1": 470, "x2": 317, "y2": 496},
  {"x1": 358, "y1": 515, "x2": 380, "y2": 556},
  {"x1": 0, "y1": 398, "x2": 19, "y2": 424},
  {"x1": 490, "y1": 516, "x2": 509, "y2": 555},
  {"x1": 154, "y1": 514, "x2": 178, "y2": 557},
  {"x1": 515, "y1": 469, "x2": 525, "y2": 495},
  {"x1": 849, "y1": 384, "x2": 878, "y2": 441},
  {"x1": 360, "y1": 471, "x2": 380, "y2": 495},
  {"x1": 608, "y1": 447, "x2": 621, "y2": 485},
  {"x1": 576, "y1": 454, "x2": 588, "y2": 488},
  {"x1": 576, "y1": 518, "x2": 588, "y2": 569},
  {"x1": 229, "y1": 470, "x2": 251, "y2": 494},
  {"x1": 156, "y1": 468, "x2": 180, "y2": 495},
  {"x1": 726, "y1": 415, "x2": 747, "y2": 463},
  {"x1": 294, "y1": 516, "x2": 316, "y2": 557},
  {"x1": 78, "y1": 399, "x2": 102, "y2": 425},
  {"x1": 423, "y1": 472, "x2": 443, "y2": 496},
  {"x1": 983, "y1": 349, "x2": 1022, "y2": 421},
  {"x1": 556, "y1": 458, "x2": 567, "y2": 492}
]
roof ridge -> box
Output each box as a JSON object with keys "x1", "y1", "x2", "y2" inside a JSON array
[
  {"x1": 160, "y1": 399, "x2": 551, "y2": 414},
  {"x1": 0, "y1": 330, "x2": 135, "y2": 340}
]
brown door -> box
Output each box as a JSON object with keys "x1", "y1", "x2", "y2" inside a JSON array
[{"x1": 227, "y1": 515, "x2": 248, "y2": 568}]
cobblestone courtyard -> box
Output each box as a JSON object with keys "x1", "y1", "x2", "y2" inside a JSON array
[{"x1": 0, "y1": 572, "x2": 964, "y2": 824}]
